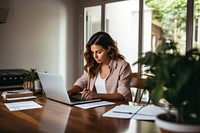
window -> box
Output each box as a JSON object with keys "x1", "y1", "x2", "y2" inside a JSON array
[
  {"x1": 80, "y1": 0, "x2": 197, "y2": 103},
  {"x1": 145, "y1": 0, "x2": 187, "y2": 54},
  {"x1": 193, "y1": 0, "x2": 200, "y2": 48}
]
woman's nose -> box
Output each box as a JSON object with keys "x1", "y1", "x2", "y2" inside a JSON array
[{"x1": 93, "y1": 53, "x2": 97, "y2": 58}]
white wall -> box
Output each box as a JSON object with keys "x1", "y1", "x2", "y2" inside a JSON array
[{"x1": 0, "y1": 0, "x2": 80, "y2": 89}]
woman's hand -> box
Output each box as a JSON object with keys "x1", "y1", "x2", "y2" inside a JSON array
[{"x1": 81, "y1": 88, "x2": 99, "y2": 99}]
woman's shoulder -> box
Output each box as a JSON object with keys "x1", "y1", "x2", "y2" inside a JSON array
[
  {"x1": 116, "y1": 58, "x2": 129, "y2": 65},
  {"x1": 113, "y1": 59, "x2": 132, "y2": 74},
  {"x1": 111, "y1": 58, "x2": 130, "y2": 68}
]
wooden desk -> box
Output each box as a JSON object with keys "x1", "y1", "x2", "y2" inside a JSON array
[{"x1": 0, "y1": 95, "x2": 158, "y2": 133}]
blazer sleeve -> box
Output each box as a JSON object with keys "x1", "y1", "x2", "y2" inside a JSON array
[
  {"x1": 74, "y1": 72, "x2": 88, "y2": 90},
  {"x1": 117, "y1": 62, "x2": 132, "y2": 101}
]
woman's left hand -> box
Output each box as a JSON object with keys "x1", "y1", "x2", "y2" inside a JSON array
[{"x1": 81, "y1": 88, "x2": 99, "y2": 99}]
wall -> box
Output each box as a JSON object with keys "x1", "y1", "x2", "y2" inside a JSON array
[{"x1": 0, "y1": 0, "x2": 80, "y2": 89}]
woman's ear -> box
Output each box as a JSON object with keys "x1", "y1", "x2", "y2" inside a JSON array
[{"x1": 107, "y1": 46, "x2": 111, "y2": 52}]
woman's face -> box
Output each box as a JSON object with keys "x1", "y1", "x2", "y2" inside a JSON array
[{"x1": 90, "y1": 44, "x2": 109, "y2": 64}]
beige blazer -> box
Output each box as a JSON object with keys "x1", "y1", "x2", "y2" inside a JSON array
[{"x1": 74, "y1": 59, "x2": 132, "y2": 101}]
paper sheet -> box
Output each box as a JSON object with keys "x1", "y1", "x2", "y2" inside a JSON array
[
  {"x1": 103, "y1": 105, "x2": 142, "y2": 119},
  {"x1": 103, "y1": 104, "x2": 167, "y2": 120},
  {"x1": 75, "y1": 101, "x2": 115, "y2": 109},
  {"x1": 132, "y1": 104, "x2": 166, "y2": 120},
  {"x1": 137, "y1": 104, "x2": 166, "y2": 116},
  {"x1": 5, "y1": 101, "x2": 42, "y2": 111},
  {"x1": 132, "y1": 113, "x2": 156, "y2": 120}
]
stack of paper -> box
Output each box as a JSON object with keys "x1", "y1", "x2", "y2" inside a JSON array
[
  {"x1": 1, "y1": 89, "x2": 35, "y2": 101},
  {"x1": 103, "y1": 104, "x2": 167, "y2": 120}
]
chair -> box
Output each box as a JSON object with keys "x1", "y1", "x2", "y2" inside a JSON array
[{"x1": 130, "y1": 72, "x2": 151, "y2": 104}]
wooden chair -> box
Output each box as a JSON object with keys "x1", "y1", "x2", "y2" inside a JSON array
[{"x1": 130, "y1": 72, "x2": 151, "y2": 104}]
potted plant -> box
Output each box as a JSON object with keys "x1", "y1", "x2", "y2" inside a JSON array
[
  {"x1": 24, "y1": 68, "x2": 39, "y2": 92},
  {"x1": 134, "y1": 40, "x2": 200, "y2": 132}
]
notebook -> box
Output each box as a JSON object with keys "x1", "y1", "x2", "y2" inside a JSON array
[{"x1": 37, "y1": 72, "x2": 101, "y2": 105}]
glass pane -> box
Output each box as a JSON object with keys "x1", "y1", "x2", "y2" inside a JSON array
[
  {"x1": 84, "y1": 6, "x2": 101, "y2": 66},
  {"x1": 145, "y1": 0, "x2": 187, "y2": 54},
  {"x1": 105, "y1": 0, "x2": 139, "y2": 73},
  {"x1": 105, "y1": 0, "x2": 147, "y2": 102},
  {"x1": 194, "y1": 0, "x2": 200, "y2": 48},
  {"x1": 84, "y1": 6, "x2": 101, "y2": 47}
]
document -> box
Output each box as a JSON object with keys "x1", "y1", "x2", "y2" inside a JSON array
[
  {"x1": 132, "y1": 104, "x2": 166, "y2": 120},
  {"x1": 75, "y1": 101, "x2": 115, "y2": 109},
  {"x1": 5, "y1": 101, "x2": 42, "y2": 111},
  {"x1": 103, "y1": 104, "x2": 167, "y2": 120},
  {"x1": 103, "y1": 104, "x2": 143, "y2": 119}
]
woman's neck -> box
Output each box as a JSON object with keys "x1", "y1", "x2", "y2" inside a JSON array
[
  {"x1": 101, "y1": 58, "x2": 110, "y2": 67},
  {"x1": 100, "y1": 58, "x2": 111, "y2": 79}
]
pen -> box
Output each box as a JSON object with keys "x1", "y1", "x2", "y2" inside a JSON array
[{"x1": 113, "y1": 111, "x2": 133, "y2": 114}]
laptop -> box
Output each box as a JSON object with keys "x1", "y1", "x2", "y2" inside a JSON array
[{"x1": 37, "y1": 72, "x2": 101, "y2": 105}]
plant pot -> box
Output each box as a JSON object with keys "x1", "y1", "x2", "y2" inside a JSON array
[
  {"x1": 155, "y1": 113, "x2": 200, "y2": 133},
  {"x1": 34, "y1": 80, "x2": 42, "y2": 93}
]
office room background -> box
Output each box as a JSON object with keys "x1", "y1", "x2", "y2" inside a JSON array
[
  {"x1": 0, "y1": 0, "x2": 80, "y2": 90},
  {"x1": 0, "y1": 0, "x2": 199, "y2": 92}
]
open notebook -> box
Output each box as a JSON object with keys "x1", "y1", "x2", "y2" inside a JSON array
[{"x1": 38, "y1": 72, "x2": 101, "y2": 105}]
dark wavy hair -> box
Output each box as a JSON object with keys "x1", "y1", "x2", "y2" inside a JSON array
[{"x1": 83, "y1": 31, "x2": 125, "y2": 78}]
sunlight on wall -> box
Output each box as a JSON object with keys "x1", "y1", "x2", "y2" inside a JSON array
[{"x1": 58, "y1": 7, "x2": 67, "y2": 82}]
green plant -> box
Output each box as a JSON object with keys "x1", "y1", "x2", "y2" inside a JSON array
[
  {"x1": 134, "y1": 40, "x2": 200, "y2": 124},
  {"x1": 24, "y1": 68, "x2": 39, "y2": 82}
]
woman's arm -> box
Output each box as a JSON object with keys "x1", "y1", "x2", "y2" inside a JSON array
[
  {"x1": 97, "y1": 93, "x2": 125, "y2": 100},
  {"x1": 68, "y1": 72, "x2": 88, "y2": 96},
  {"x1": 67, "y1": 85, "x2": 82, "y2": 95},
  {"x1": 82, "y1": 88, "x2": 125, "y2": 100}
]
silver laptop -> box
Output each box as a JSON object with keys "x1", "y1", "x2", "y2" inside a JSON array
[{"x1": 38, "y1": 72, "x2": 101, "y2": 105}]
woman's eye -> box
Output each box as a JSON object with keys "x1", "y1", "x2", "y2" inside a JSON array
[{"x1": 97, "y1": 51, "x2": 101, "y2": 54}]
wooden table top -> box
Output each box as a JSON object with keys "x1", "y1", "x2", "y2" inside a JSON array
[{"x1": 0, "y1": 94, "x2": 157, "y2": 133}]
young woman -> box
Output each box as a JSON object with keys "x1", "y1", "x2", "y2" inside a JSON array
[{"x1": 68, "y1": 31, "x2": 132, "y2": 101}]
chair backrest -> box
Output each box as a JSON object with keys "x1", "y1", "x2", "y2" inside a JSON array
[{"x1": 130, "y1": 73, "x2": 150, "y2": 104}]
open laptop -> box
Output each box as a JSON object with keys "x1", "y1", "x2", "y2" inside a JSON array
[{"x1": 38, "y1": 72, "x2": 101, "y2": 105}]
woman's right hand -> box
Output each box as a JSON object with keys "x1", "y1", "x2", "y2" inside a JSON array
[{"x1": 81, "y1": 88, "x2": 99, "y2": 99}]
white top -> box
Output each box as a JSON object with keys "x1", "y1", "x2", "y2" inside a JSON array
[{"x1": 95, "y1": 72, "x2": 107, "y2": 94}]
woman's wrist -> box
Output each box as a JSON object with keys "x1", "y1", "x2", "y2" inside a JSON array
[
  {"x1": 67, "y1": 90, "x2": 72, "y2": 96},
  {"x1": 97, "y1": 94, "x2": 102, "y2": 99}
]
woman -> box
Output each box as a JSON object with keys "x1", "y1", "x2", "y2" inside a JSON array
[{"x1": 68, "y1": 31, "x2": 132, "y2": 101}]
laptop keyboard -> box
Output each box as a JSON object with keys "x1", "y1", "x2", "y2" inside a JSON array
[{"x1": 69, "y1": 94, "x2": 86, "y2": 102}]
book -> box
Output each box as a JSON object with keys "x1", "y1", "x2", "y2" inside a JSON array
[{"x1": 1, "y1": 89, "x2": 33, "y2": 99}]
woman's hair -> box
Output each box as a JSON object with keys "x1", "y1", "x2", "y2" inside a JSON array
[{"x1": 83, "y1": 31, "x2": 125, "y2": 77}]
